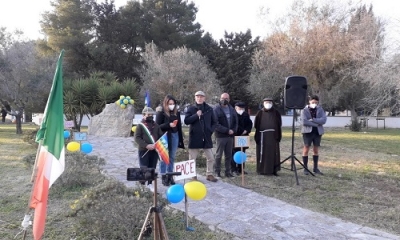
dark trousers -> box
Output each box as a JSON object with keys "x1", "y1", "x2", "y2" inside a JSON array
[
  {"x1": 232, "y1": 148, "x2": 246, "y2": 173},
  {"x1": 138, "y1": 150, "x2": 158, "y2": 184},
  {"x1": 215, "y1": 137, "x2": 234, "y2": 174}
]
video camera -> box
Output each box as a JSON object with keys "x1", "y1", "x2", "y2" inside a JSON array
[
  {"x1": 127, "y1": 168, "x2": 156, "y2": 181},
  {"x1": 127, "y1": 168, "x2": 182, "y2": 181}
]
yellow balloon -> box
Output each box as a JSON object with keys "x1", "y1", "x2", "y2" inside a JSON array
[
  {"x1": 131, "y1": 126, "x2": 137, "y2": 132},
  {"x1": 126, "y1": 96, "x2": 131, "y2": 99},
  {"x1": 115, "y1": 100, "x2": 121, "y2": 105},
  {"x1": 120, "y1": 104, "x2": 126, "y2": 109},
  {"x1": 129, "y1": 99, "x2": 134, "y2": 104},
  {"x1": 184, "y1": 181, "x2": 207, "y2": 200},
  {"x1": 123, "y1": 99, "x2": 129, "y2": 104},
  {"x1": 67, "y1": 141, "x2": 80, "y2": 152},
  {"x1": 120, "y1": 95, "x2": 125, "y2": 99}
]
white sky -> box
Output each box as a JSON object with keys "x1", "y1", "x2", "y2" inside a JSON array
[{"x1": 0, "y1": 0, "x2": 399, "y2": 44}]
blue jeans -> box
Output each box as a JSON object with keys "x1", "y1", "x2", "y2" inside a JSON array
[{"x1": 160, "y1": 132, "x2": 179, "y2": 174}]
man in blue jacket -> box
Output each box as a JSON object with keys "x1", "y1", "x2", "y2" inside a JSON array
[
  {"x1": 184, "y1": 91, "x2": 218, "y2": 182},
  {"x1": 214, "y1": 93, "x2": 238, "y2": 178},
  {"x1": 300, "y1": 95, "x2": 327, "y2": 175}
]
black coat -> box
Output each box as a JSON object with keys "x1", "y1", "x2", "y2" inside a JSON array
[
  {"x1": 214, "y1": 104, "x2": 238, "y2": 138},
  {"x1": 234, "y1": 111, "x2": 253, "y2": 150},
  {"x1": 155, "y1": 110, "x2": 185, "y2": 149},
  {"x1": 184, "y1": 102, "x2": 217, "y2": 148}
]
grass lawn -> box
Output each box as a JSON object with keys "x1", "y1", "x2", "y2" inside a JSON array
[{"x1": 205, "y1": 127, "x2": 400, "y2": 236}]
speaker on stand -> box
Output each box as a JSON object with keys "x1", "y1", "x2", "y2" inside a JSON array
[{"x1": 280, "y1": 76, "x2": 315, "y2": 185}]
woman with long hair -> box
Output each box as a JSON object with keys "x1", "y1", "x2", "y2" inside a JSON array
[{"x1": 156, "y1": 95, "x2": 185, "y2": 186}]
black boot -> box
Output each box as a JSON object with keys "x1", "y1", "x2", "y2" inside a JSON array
[
  {"x1": 168, "y1": 175, "x2": 175, "y2": 185},
  {"x1": 313, "y1": 155, "x2": 323, "y2": 175},
  {"x1": 303, "y1": 156, "x2": 309, "y2": 175},
  {"x1": 162, "y1": 175, "x2": 170, "y2": 186}
]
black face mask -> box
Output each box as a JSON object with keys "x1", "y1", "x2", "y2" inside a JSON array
[
  {"x1": 220, "y1": 100, "x2": 229, "y2": 106},
  {"x1": 145, "y1": 116, "x2": 154, "y2": 122}
]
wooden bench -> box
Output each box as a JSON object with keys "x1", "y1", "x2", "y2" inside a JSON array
[{"x1": 376, "y1": 117, "x2": 385, "y2": 129}]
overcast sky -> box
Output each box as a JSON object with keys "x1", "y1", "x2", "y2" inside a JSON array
[{"x1": 1, "y1": 0, "x2": 399, "y2": 45}]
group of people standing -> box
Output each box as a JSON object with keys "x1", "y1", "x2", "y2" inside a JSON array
[{"x1": 134, "y1": 90, "x2": 327, "y2": 189}]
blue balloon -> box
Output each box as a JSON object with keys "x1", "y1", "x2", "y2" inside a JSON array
[
  {"x1": 81, "y1": 142, "x2": 93, "y2": 154},
  {"x1": 63, "y1": 130, "x2": 70, "y2": 139},
  {"x1": 166, "y1": 184, "x2": 185, "y2": 204},
  {"x1": 233, "y1": 151, "x2": 247, "y2": 164}
]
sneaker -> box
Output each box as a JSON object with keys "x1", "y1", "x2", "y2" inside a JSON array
[
  {"x1": 147, "y1": 184, "x2": 154, "y2": 192},
  {"x1": 206, "y1": 175, "x2": 218, "y2": 182},
  {"x1": 216, "y1": 172, "x2": 222, "y2": 178},
  {"x1": 304, "y1": 169, "x2": 309, "y2": 175},
  {"x1": 232, "y1": 171, "x2": 240, "y2": 176}
]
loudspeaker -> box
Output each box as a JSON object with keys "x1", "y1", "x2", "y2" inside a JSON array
[{"x1": 284, "y1": 76, "x2": 307, "y2": 109}]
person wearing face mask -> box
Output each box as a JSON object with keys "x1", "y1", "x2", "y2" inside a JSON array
[
  {"x1": 300, "y1": 95, "x2": 327, "y2": 175},
  {"x1": 134, "y1": 107, "x2": 164, "y2": 191},
  {"x1": 254, "y1": 97, "x2": 282, "y2": 176},
  {"x1": 184, "y1": 91, "x2": 218, "y2": 182},
  {"x1": 232, "y1": 102, "x2": 253, "y2": 175},
  {"x1": 156, "y1": 95, "x2": 185, "y2": 186},
  {"x1": 214, "y1": 93, "x2": 238, "y2": 178}
]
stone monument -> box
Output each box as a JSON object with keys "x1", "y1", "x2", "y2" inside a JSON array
[{"x1": 88, "y1": 103, "x2": 135, "y2": 137}]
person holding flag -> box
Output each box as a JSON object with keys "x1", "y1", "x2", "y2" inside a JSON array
[{"x1": 134, "y1": 106, "x2": 163, "y2": 191}]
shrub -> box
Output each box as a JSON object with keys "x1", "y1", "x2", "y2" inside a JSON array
[
  {"x1": 69, "y1": 179, "x2": 163, "y2": 239},
  {"x1": 23, "y1": 152, "x2": 107, "y2": 190},
  {"x1": 22, "y1": 128, "x2": 39, "y2": 147},
  {"x1": 53, "y1": 153, "x2": 106, "y2": 190}
]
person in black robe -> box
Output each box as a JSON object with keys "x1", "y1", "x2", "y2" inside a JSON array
[{"x1": 254, "y1": 97, "x2": 282, "y2": 176}]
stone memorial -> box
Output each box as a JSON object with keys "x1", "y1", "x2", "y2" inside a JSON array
[{"x1": 88, "y1": 103, "x2": 135, "y2": 137}]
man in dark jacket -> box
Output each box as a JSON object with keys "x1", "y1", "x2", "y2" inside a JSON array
[
  {"x1": 184, "y1": 91, "x2": 218, "y2": 182},
  {"x1": 214, "y1": 93, "x2": 238, "y2": 177},
  {"x1": 232, "y1": 102, "x2": 253, "y2": 175}
]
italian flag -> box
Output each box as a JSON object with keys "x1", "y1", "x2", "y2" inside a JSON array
[{"x1": 30, "y1": 51, "x2": 65, "y2": 240}]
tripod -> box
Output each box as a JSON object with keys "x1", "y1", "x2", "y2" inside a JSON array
[
  {"x1": 138, "y1": 175, "x2": 169, "y2": 240},
  {"x1": 279, "y1": 109, "x2": 314, "y2": 185}
]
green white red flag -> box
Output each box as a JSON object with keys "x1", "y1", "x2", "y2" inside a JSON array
[{"x1": 30, "y1": 50, "x2": 65, "y2": 240}]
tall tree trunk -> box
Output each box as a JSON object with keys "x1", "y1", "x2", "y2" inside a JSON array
[{"x1": 15, "y1": 112, "x2": 23, "y2": 134}]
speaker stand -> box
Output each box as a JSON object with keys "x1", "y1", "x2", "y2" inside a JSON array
[{"x1": 279, "y1": 110, "x2": 314, "y2": 185}]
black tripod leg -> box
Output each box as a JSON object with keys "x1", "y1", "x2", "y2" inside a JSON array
[
  {"x1": 294, "y1": 156, "x2": 315, "y2": 176},
  {"x1": 138, "y1": 208, "x2": 153, "y2": 240},
  {"x1": 291, "y1": 156, "x2": 300, "y2": 185},
  {"x1": 280, "y1": 155, "x2": 291, "y2": 165}
]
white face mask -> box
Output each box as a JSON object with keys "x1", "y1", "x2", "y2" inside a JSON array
[
  {"x1": 236, "y1": 110, "x2": 244, "y2": 115},
  {"x1": 309, "y1": 103, "x2": 317, "y2": 109},
  {"x1": 264, "y1": 103, "x2": 272, "y2": 109},
  {"x1": 168, "y1": 105, "x2": 175, "y2": 111}
]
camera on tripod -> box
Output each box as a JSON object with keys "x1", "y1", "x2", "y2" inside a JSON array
[{"x1": 127, "y1": 167, "x2": 156, "y2": 181}]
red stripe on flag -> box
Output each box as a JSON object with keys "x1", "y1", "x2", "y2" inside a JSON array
[
  {"x1": 30, "y1": 150, "x2": 51, "y2": 240},
  {"x1": 154, "y1": 133, "x2": 169, "y2": 164}
]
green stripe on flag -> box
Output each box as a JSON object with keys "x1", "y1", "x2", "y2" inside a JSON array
[{"x1": 35, "y1": 50, "x2": 65, "y2": 160}]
